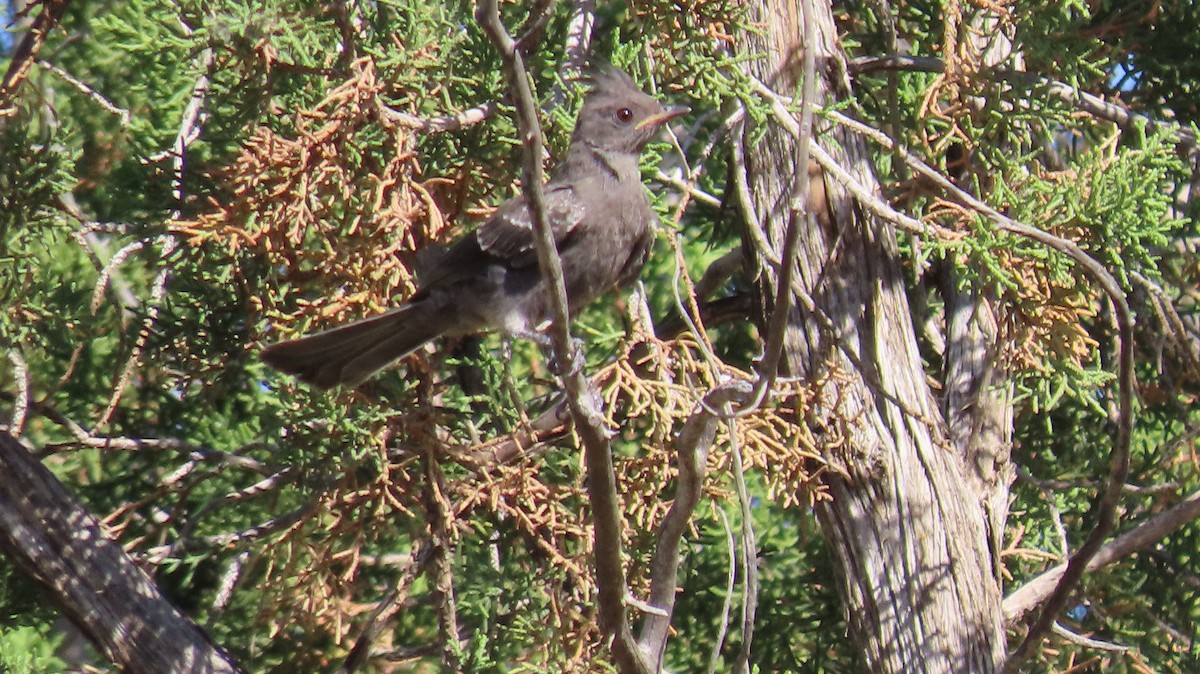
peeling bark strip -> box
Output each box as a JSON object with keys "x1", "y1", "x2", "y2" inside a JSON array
[
  {"x1": 734, "y1": 1, "x2": 1005, "y2": 672},
  {"x1": 0, "y1": 431, "x2": 244, "y2": 674}
]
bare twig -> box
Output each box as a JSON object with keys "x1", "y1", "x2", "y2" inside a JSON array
[
  {"x1": 656, "y1": 101, "x2": 744, "y2": 215},
  {"x1": 377, "y1": 102, "x2": 496, "y2": 134},
  {"x1": 1050, "y1": 622, "x2": 1128, "y2": 653},
  {"x1": 846, "y1": 54, "x2": 946, "y2": 76},
  {"x1": 1130, "y1": 271, "x2": 1200, "y2": 380},
  {"x1": 659, "y1": 105, "x2": 744, "y2": 383},
  {"x1": 36, "y1": 59, "x2": 130, "y2": 127},
  {"x1": 746, "y1": 0, "x2": 817, "y2": 412},
  {"x1": 706, "y1": 505, "x2": 738, "y2": 674},
  {"x1": 425, "y1": 451, "x2": 461, "y2": 672},
  {"x1": 561, "y1": 0, "x2": 595, "y2": 78},
  {"x1": 656, "y1": 168, "x2": 723, "y2": 208},
  {"x1": 638, "y1": 381, "x2": 752, "y2": 668},
  {"x1": 1014, "y1": 465, "x2": 1070, "y2": 559},
  {"x1": 474, "y1": 4, "x2": 649, "y2": 672},
  {"x1": 1015, "y1": 466, "x2": 1179, "y2": 497},
  {"x1": 694, "y1": 249, "x2": 744, "y2": 299},
  {"x1": 846, "y1": 54, "x2": 1198, "y2": 154},
  {"x1": 730, "y1": 118, "x2": 781, "y2": 267},
  {"x1": 810, "y1": 142, "x2": 955, "y2": 236},
  {"x1": 99, "y1": 29, "x2": 213, "y2": 429},
  {"x1": 460, "y1": 394, "x2": 571, "y2": 466},
  {"x1": 180, "y1": 499, "x2": 320, "y2": 552},
  {"x1": 89, "y1": 239, "x2": 144, "y2": 315},
  {"x1": 5, "y1": 350, "x2": 30, "y2": 437},
  {"x1": 43, "y1": 434, "x2": 272, "y2": 475},
  {"x1": 340, "y1": 541, "x2": 433, "y2": 674},
  {"x1": 544, "y1": 0, "x2": 595, "y2": 110},
  {"x1": 166, "y1": 467, "x2": 300, "y2": 561},
  {"x1": 728, "y1": 407, "x2": 758, "y2": 674},
  {"x1": 207, "y1": 549, "x2": 251, "y2": 628}
]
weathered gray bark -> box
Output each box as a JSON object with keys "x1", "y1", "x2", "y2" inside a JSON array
[
  {"x1": 0, "y1": 431, "x2": 244, "y2": 674},
  {"x1": 734, "y1": 1, "x2": 1006, "y2": 672},
  {"x1": 943, "y1": 9, "x2": 1018, "y2": 592},
  {"x1": 944, "y1": 278, "x2": 1013, "y2": 581}
]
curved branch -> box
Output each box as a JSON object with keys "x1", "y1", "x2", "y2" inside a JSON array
[
  {"x1": 638, "y1": 380, "x2": 752, "y2": 667},
  {"x1": 746, "y1": 0, "x2": 817, "y2": 411},
  {"x1": 474, "y1": 4, "x2": 649, "y2": 672}
]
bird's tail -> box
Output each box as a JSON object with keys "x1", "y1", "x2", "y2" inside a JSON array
[{"x1": 261, "y1": 302, "x2": 449, "y2": 389}]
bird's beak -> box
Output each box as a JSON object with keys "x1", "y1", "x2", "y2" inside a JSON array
[{"x1": 636, "y1": 105, "x2": 690, "y2": 130}]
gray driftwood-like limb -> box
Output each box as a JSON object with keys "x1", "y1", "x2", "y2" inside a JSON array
[
  {"x1": 0, "y1": 431, "x2": 244, "y2": 674},
  {"x1": 638, "y1": 380, "x2": 752, "y2": 668},
  {"x1": 1003, "y1": 488, "x2": 1200, "y2": 624}
]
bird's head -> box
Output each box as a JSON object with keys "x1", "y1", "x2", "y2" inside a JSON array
[{"x1": 573, "y1": 67, "x2": 688, "y2": 157}]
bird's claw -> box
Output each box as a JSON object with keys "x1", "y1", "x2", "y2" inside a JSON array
[
  {"x1": 511, "y1": 330, "x2": 586, "y2": 377},
  {"x1": 549, "y1": 337, "x2": 586, "y2": 378}
]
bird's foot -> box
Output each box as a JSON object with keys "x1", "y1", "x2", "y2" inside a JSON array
[
  {"x1": 548, "y1": 337, "x2": 587, "y2": 378},
  {"x1": 514, "y1": 329, "x2": 553, "y2": 351},
  {"x1": 515, "y1": 329, "x2": 587, "y2": 377}
]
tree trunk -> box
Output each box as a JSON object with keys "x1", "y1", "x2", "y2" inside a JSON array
[
  {"x1": 943, "y1": 8, "x2": 1019, "y2": 596},
  {"x1": 0, "y1": 431, "x2": 244, "y2": 674},
  {"x1": 734, "y1": 2, "x2": 1006, "y2": 672}
]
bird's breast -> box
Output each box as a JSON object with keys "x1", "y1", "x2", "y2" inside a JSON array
[{"x1": 559, "y1": 193, "x2": 655, "y2": 307}]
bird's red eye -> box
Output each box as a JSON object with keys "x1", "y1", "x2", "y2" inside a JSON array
[{"x1": 615, "y1": 107, "x2": 634, "y2": 124}]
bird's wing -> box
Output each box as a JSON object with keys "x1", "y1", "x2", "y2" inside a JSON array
[
  {"x1": 410, "y1": 183, "x2": 586, "y2": 292},
  {"x1": 475, "y1": 182, "x2": 586, "y2": 268}
]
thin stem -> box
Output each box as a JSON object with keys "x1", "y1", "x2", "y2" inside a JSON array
[{"x1": 474, "y1": 5, "x2": 649, "y2": 672}]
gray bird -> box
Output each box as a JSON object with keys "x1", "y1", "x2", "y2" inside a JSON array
[{"x1": 261, "y1": 68, "x2": 687, "y2": 389}]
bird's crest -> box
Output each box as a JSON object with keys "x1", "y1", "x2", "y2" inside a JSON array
[{"x1": 583, "y1": 65, "x2": 641, "y2": 97}]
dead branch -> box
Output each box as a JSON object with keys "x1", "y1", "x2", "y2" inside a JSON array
[
  {"x1": 745, "y1": 0, "x2": 817, "y2": 412},
  {"x1": 99, "y1": 24, "x2": 214, "y2": 429},
  {"x1": 377, "y1": 101, "x2": 496, "y2": 134},
  {"x1": 339, "y1": 541, "x2": 433, "y2": 674},
  {"x1": 36, "y1": 59, "x2": 130, "y2": 126},
  {"x1": 475, "y1": 3, "x2": 650, "y2": 671},
  {"x1": 4, "y1": 350, "x2": 30, "y2": 437},
  {"x1": 846, "y1": 54, "x2": 1198, "y2": 154},
  {"x1": 0, "y1": 431, "x2": 245, "y2": 673},
  {"x1": 1003, "y1": 488, "x2": 1200, "y2": 625},
  {"x1": 638, "y1": 380, "x2": 752, "y2": 667}
]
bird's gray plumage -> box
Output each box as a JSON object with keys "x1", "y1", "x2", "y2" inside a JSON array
[{"x1": 261, "y1": 68, "x2": 686, "y2": 389}]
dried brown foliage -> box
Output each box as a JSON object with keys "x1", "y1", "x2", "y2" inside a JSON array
[{"x1": 172, "y1": 59, "x2": 451, "y2": 339}]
